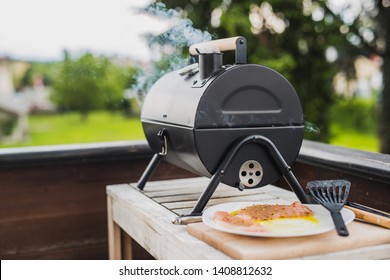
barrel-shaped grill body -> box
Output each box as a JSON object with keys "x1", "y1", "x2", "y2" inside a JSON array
[{"x1": 141, "y1": 63, "x2": 304, "y2": 188}]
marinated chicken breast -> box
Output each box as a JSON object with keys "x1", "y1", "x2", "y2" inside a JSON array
[
  {"x1": 237, "y1": 201, "x2": 313, "y2": 220},
  {"x1": 212, "y1": 201, "x2": 313, "y2": 231},
  {"x1": 213, "y1": 210, "x2": 267, "y2": 232}
]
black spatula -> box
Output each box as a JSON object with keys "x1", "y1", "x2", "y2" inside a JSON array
[{"x1": 307, "y1": 180, "x2": 351, "y2": 236}]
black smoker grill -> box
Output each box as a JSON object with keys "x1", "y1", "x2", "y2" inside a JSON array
[{"x1": 137, "y1": 36, "x2": 309, "y2": 218}]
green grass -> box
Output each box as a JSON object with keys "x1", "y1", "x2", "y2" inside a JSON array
[
  {"x1": 327, "y1": 97, "x2": 380, "y2": 153},
  {"x1": 0, "y1": 111, "x2": 145, "y2": 148},
  {"x1": 329, "y1": 123, "x2": 379, "y2": 153},
  {"x1": 0, "y1": 110, "x2": 381, "y2": 153}
]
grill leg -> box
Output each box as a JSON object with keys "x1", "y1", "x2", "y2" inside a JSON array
[
  {"x1": 189, "y1": 171, "x2": 224, "y2": 216},
  {"x1": 137, "y1": 129, "x2": 167, "y2": 190},
  {"x1": 137, "y1": 153, "x2": 164, "y2": 190},
  {"x1": 252, "y1": 136, "x2": 309, "y2": 204},
  {"x1": 189, "y1": 136, "x2": 252, "y2": 216},
  {"x1": 187, "y1": 135, "x2": 309, "y2": 217}
]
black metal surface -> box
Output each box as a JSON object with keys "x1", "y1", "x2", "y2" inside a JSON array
[
  {"x1": 307, "y1": 180, "x2": 351, "y2": 237},
  {"x1": 235, "y1": 37, "x2": 247, "y2": 64},
  {"x1": 0, "y1": 141, "x2": 153, "y2": 168},
  {"x1": 141, "y1": 64, "x2": 303, "y2": 129},
  {"x1": 199, "y1": 53, "x2": 223, "y2": 79},
  {"x1": 194, "y1": 65, "x2": 303, "y2": 129}
]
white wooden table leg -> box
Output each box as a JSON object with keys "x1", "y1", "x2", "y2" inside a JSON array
[{"x1": 107, "y1": 196, "x2": 122, "y2": 260}]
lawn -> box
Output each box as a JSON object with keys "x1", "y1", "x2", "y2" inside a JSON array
[
  {"x1": 327, "y1": 97, "x2": 380, "y2": 153},
  {"x1": 0, "y1": 110, "x2": 380, "y2": 153},
  {"x1": 329, "y1": 123, "x2": 379, "y2": 153},
  {"x1": 0, "y1": 111, "x2": 145, "y2": 148}
]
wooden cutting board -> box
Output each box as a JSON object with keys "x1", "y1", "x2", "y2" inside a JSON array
[{"x1": 187, "y1": 221, "x2": 390, "y2": 259}]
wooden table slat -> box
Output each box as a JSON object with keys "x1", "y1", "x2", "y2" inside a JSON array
[{"x1": 162, "y1": 192, "x2": 279, "y2": 211}]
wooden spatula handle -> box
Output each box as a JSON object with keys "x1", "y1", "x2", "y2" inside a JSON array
[{"x1": 345, "y1": 206, "x2": 390, "y2": 229}]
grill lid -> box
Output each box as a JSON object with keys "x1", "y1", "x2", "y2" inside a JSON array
[
  {"x1": 141, "y1": 36, "x2": 303, "y2": 130},
  {"x1": 194, "y1": 64, "x2": 303, "y2": 129},
  {"x1": 141, "y1": 63, "x2": 303, "y2": 129}
]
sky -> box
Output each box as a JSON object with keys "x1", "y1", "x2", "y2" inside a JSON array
[
  {"x1": 0, "y1": 0, "x2": 168, "y2": 62},
  {"x1": 0, "y1": 0, "x2": 375, "y2": 62}
]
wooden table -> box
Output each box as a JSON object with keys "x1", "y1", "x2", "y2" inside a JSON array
[{"x1": 106, "y1": 177, "x2": 390, "y2": 260}]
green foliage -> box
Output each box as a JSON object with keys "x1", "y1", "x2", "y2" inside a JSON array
[
  {"x1": 16, "y1": 62, "x2": 60, "y2": 91},
  {"x1": 102, "y1": 63, "x2": 137, "y2": 112},
  {"x1": 327, "y1": 96, "x2": 379, "y2": 152},
  {"x1": 330, "y1": 125, "x2": 379, "y2": 152},
  {"x1": 51, "y1": 53, "x2": 106, "y2": 117},
  {"x1": 0, "y1": 114, "x2": 18, "y2": 136},
  {"x1": 51, "y1": 53, "x2": 135, "y2": 118},
  {"x1": 330, "y1": 97, "x2": 379, "y2": 133}
]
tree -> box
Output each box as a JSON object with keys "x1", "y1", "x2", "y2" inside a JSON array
[
  {"x1": 378, "y1": 2, "x2": 390, "y2": 153},
  {"x1": 51, "y1": 52, "x2": 133, "y2": 119},
  {"x1": 320, "y1": 0, "x2": 390, "y2": 154},
  {"x1": 17, "y1": 61, "x2": 59, "y2": 91}
]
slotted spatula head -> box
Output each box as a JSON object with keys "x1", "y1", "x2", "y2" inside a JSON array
[
  {"x1": 307, "y1": 180, "x2": 351, "y2": 236},
  {"x1": 307, "y1": 180, "x2": 350, "y2": 211}
]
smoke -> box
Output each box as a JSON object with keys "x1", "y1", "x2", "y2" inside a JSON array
[
  {"x1": 132, "y1": 2, "x2": 214, "y2": 101},
  {"x1": 304, "y1": 121, "x2": 320, "y2": 134},
  {"x1": 144, "y1": 2, "x2": 213, "y2": 49}
]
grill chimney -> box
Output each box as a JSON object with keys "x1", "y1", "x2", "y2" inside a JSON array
[{"x1": 199, "y1": 53, "x2": 223, "y2": 80}]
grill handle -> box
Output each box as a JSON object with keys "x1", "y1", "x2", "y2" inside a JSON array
[{"x1": 189, "y1": 36, "x2": 247, "y2": 64}]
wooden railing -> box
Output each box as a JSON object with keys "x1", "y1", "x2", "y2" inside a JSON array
[
  {"x1": 0, "y1": 140, "x2": 389, "y2": 259},
  {"x1": 277, "y1": 140, "x2": 390, "y2": 213}
]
